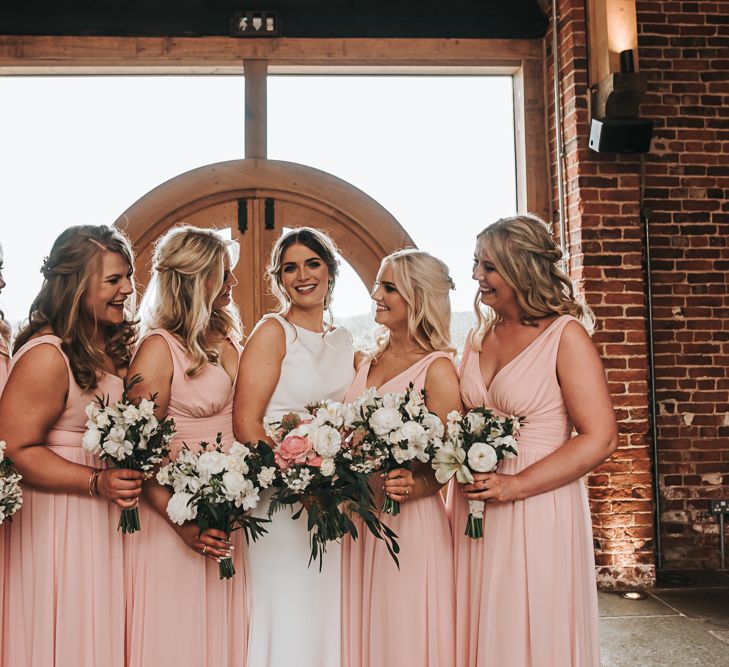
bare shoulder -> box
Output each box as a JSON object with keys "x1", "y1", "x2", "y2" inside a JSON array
[
  {"x1": 132, "y1": 334, "x2": 173, "y2": 371},
  {"x1": 558, "y1": 320, "x2": 598, "y2": 358},
  {"x1": 425, "y1": 355, "x2": 459, "y2": 385},
  {"x1": 242, "y1": 317, "x2": 286, "y2": 357},
  {"x1": 13, "y1": 340, "x2": 67, "y2": 377}
]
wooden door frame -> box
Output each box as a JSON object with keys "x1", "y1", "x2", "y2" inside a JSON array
[{"x1": 0, "y1": 36, "x2": 551, "y2": 222}]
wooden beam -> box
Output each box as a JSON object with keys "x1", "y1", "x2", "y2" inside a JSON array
[
  {"x1": 244, "y1": 60, "x2": 267, "y2": 159},
  {"x1": 0, "y1": 36, "x2": 542, "y2": 73}
]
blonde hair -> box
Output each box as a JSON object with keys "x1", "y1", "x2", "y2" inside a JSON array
[
  {"x1": 140, "y1": 225, "x2": 242, "y2": 376},
  {"x1": 14, "y1": 225, "x2": 138, "y2": 390},
  {"x1": 266, "y1": 227, "x2": 339, "y2": 329},
  {"x1": 369, "y1": 248, "x2": 456, "y2": 362},
  {"x1": 470, "y1": 214, "x2": 594, "y2": 349}
]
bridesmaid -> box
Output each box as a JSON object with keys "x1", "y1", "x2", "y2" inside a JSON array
[
  {"x1": 342, "y1": 248, "x2": 462, "y2": 667},
  {"x1": 124, "y1": 225, "x2": 248, "y2": 667},
  {"x1": 0, "y1": 242, "x2": 11, "y2": 626},
  {"x1": 234, "y1": 227, "x2": 355, "y2": 667},
  {"x1": 451, "y1": 214, "x2": 618, "y2": 667},
  {"x1": 0, "y1": 226, "x2": 144, "y2": 667}
]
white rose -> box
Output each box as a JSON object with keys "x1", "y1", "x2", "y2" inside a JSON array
[
  {"x1": 222, "y1": 470, "x2": 247, "y2": 501},
  {"x1": 369, "y1": 407, "x2": 403, "y2": 437},
  {"x1": 467, "y1": 442, "x2": 499, "y2": 473},
  {"x1": 320, "y1": 457, "x2": 335, "y2": 477},
  {"x1": 82, "y1": 427, "x2": 102, "y2": 453},
  {"x1": 392, "y1": 442, "x2": 417, "y2": 465},
  {"x1": 397, "y1": 421, "x2": 427, "y2": 446},
  {"x1": 166, "y1": 492, "x2": 198, "y2": 525},
  {"x1": 311, "y1": 425, "x2": 342, "y2": 458},
  {"x1": 138, "y1": 398, "x2": 155, "y2": 418},
  {"x1": 422, "y1": 412, "x2": 445, "y2": 439},
  {"x1": 466, "y1": 411, "x2": 487, "y2": 436},
  {"x1": 196, "y1": 451, "x2": 227, "y2": 477}
]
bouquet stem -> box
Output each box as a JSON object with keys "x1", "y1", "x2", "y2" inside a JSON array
[
  {"x1": 465, "y1": 513, "x2": 483, "y2": 539},
  {"x1": 218, "y1": 556, "x2": 236, "y2": 580},
  {"x1": 119, "y1": 506, "x2": 141, "y2": 534},
  {"x1": 382, "y1": 496, "x2": 400, "y2": 516}
]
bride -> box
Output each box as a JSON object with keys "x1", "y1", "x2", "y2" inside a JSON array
[{"x1": 233, "y1": 227, "x2": 355, "y2": 667}]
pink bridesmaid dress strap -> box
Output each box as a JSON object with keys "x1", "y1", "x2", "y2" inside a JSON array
[{"x1": 11, "y1": 334, "x2": 74, "y2": 394}]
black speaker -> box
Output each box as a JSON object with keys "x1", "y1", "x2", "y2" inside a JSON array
[{"x1": 589, "y1": 117, "x2": 654, "y2": 153}]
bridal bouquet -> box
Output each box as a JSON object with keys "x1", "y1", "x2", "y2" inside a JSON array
[
  {"x1": 0, "y1": 440, "x2": 23, "y2": 525},
  {"x1": 82, "y1": 374, "x2": 176, "y2": 533},
  {"x1": 265, "y1": 401, "x2": 399, "y2": 569},
  {"x1": 156, "y1": 434, "x2": 277, "y2": 579},
  {"x1": 432, "y1": 408, "x2": 521, "y2": 538},
  {"x1": 346, "y1": 385, "x2": 445, "y2": 516}
]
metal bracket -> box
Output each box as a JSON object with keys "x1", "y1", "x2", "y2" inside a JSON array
[
  {"x1": 264, "y1": 198, "x2": 275, "y2": 230},
  {"x1": 237, "y1": 198, "x2": 248, "y2": 235}
]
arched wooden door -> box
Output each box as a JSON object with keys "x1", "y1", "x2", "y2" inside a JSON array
[{"x1": 115, "y1": 159, "x2": 414, "y2": 334}]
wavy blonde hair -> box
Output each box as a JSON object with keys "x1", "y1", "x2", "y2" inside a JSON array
[
  {"x1": 470, "y1": 214, "x2": 594, "y2": 349},
  {"x1": 140, "y1": 225, "x2": 242, "y2": 376},
  {"x1": 266, "y1": 227, "x2": 339, "y2": 330},
  {"x1": 369, "y1": 248, "x2": 456, "y2": 362},
  {"x1": 14, "y1": 225, "x2": 138, "y2": 390}
]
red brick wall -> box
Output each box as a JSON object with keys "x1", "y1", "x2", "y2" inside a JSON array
[
  {"x1": 637, "y1": 0, "x2": 729, "y2": 569},
  {"x1": 546, "y1": 0, "x2": 656, "y2": 589},
  {"x1": 546, "y1": 0, "x2": 729, "y2": 585}
]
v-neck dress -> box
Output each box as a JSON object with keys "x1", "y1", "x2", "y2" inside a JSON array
[
  {"x1": 342, "y1": 352, "x2": 456, "y2": 667},
  {"x1": 2, "y1": 335, "x2": 127, "y2": 667},
  {"x1": 449, "y1": 315, "x2": 600, "y2": 667},
  {"x1": 125, "y1": 329, "x2": 249, "y2": 667}
]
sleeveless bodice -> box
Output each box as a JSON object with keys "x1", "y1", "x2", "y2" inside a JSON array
[
  {"x1": 262, "y1": 313, "x2": 355, "y2": 417},
  {"x1": 141, "y1": 329, "x2": 240, "y2": 454},
  {"x1": 459, "y1": 315, "x2": 575, "y2": 452},
  {"x1": 11, "y1": 335, "x2": 123, "y2": 454},
  {"x1": 344, "y1": 350, "x2": 456, "y2": 401}
]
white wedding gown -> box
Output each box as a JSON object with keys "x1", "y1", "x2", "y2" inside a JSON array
[{"x1": 246, "y1": 314, "x2": 355, "y2": 667}]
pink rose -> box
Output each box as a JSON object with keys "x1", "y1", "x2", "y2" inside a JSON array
[{"x1": 275, "y1": 434, "x2": 314, "y2": 470}]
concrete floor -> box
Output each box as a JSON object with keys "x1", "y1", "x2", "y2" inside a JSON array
[{"x1": 600, "y1": 570, "x2": 729, "y2": 667}]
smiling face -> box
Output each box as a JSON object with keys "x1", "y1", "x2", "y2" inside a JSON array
[
  {"x1": 81, "y1": 250, "x2": 134, "y2": 327},
  {"x1": 371, "y1": 261, "x2": 409, "y2": 330},
  {"x1": 210, "y1": 255, "x2": 238, "y2": 311},
  {"x1": 472, "y1": 241, "x2": 516, "y2": 312},
  {"x1": 280, "y1": 242, "x2": 331, "y2": 309}
]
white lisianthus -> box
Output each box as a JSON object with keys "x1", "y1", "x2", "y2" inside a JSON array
[
  {"x1": 121, "y1": 404, "x2": 141, "y2": 425},
  {"x1": 142, "y1": 415, "x2": 159, "y2": 436},
  {"x1": 257, "y1": 466, "x2": 276, "y2": 488},
  {"x1": 358, "y1": 386, "x2": 379, "y2": 411},
  {"x1": 432, "y1": 442, "x2": 473, "y2": 484},
  {"x1": 166, "y1": 491, "x2": 198, "y2": 524},
  {"x1": 495, "y1": 435, "x2": 519, "y2": 458},
  {"x1": 320, "y1": 457, "x2": 335, "y2": 477},
  {"x1": 311, "y1": 425, "x2": 342, "y2": 458},
  {"x1": 370, "y1": 407, "x2": 403, "y2": 436},
  {"x1": 156, "y1": 465, "x2": 171, "y2": 486},
  {"x1": 466, "y1": 411, "x2": 487, "y2": 436},
  {"x1": 197, "y1": 451, "x2": 227, "y2": 478},
  {"x1": 341, "y1": 403, "x2": 358, "y2": 429},
  {"x1": 96, "y1": 411, "x2": 111, "y2": 429},
  {"x1": 138, "y1": 398, "x2": 156, "y2": 418},
  {"x1": 467, "y1": 442, "x2": 499, "y2": 473},
  {"x1": 103, "y1": 437, "x2": 134, "y2": 459},
  {"x1": 237, "y1": 480, "x2": 259, "y2": 511},
  {"x1": 381, "y1": 392, "x2": 401, "y2": 409},
  {"x1": 81, "y1": 427, "x2": 102, "y2": 453},
  {"x1": 108, "y1": 425, "x2": 127, "y2": 443},
  {"x1": 404, "y1": 393, "x2": 424, "y2": 419}
]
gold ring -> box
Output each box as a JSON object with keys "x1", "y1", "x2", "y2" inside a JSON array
[{"x1": 202, "y1": 545, "x2": 208, "y2": 555}]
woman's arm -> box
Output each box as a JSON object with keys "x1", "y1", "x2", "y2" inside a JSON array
[
  {"x1": 385, "y1": 356, "x2": 464, "y2": 503},
  {"x1": 0, "y1": 344, "x2": 143, "y2": 507},
  {"x1": 464, "y1": 320, "x2": 618, "y2": 502},
  {"x1": 233, "y1": 318, "x2": 286, "y2": 446}
]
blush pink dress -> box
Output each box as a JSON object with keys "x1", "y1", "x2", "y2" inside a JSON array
[
  {"x1": 125, "y1": 329, "x2": 248, "y2": 667},
  {"x1": 450, "y1": 315, "x2": 600, "y2": 667},
  {"x1": 342, "y1": 351, "x2": 456, "y2": 667},
  {"x1": 2, "y1": 335, "x2": 127, "y2": 667},
  {"x1": 0, "y1": 341, "x2": 11, "y2": 644}
]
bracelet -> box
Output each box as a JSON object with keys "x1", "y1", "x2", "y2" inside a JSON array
[{"x1": 88, "y1": 468, "x2": 102, "y2": 496}]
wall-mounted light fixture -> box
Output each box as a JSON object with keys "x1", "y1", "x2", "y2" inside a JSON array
[{"x1": 587, "y1": 0, "x2": 653, "y2": 153}]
